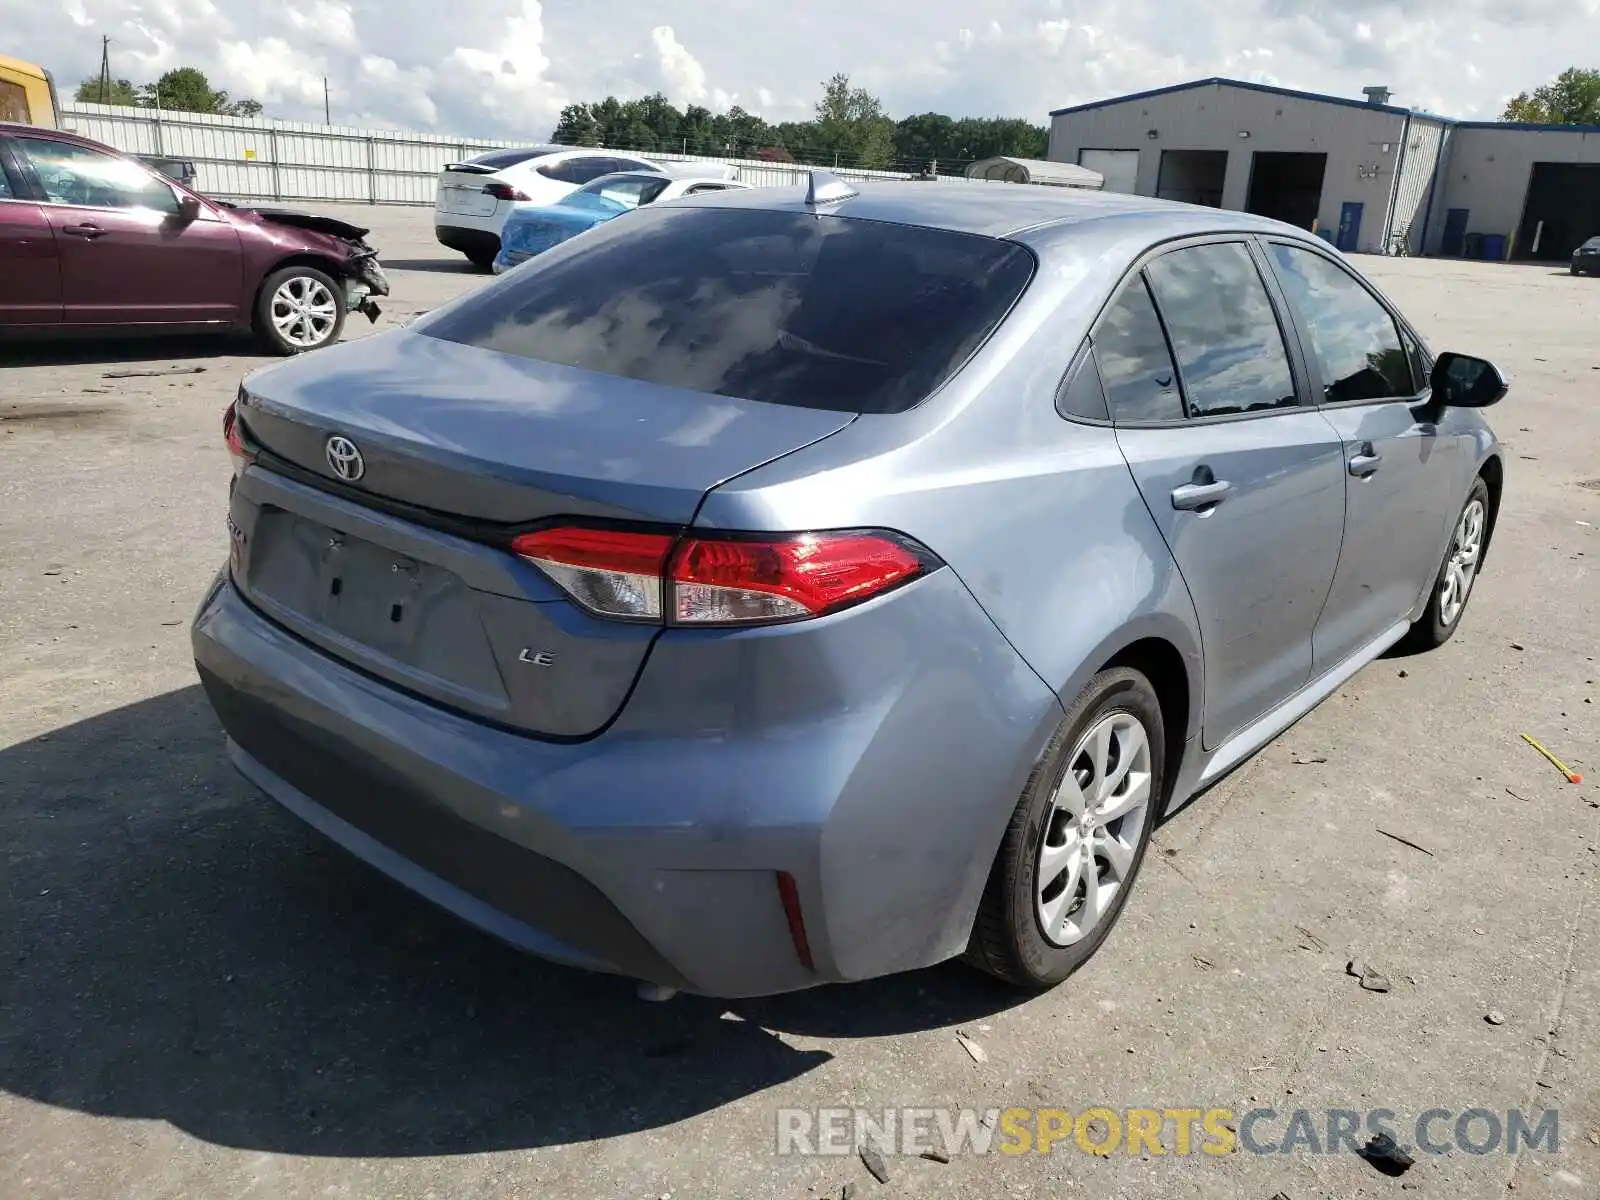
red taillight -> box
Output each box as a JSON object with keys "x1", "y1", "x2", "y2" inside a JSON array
[
  {"x1": 511, "y1": 526, "x2": 935, "y2": 626},
  {"x1": 482, "y1": 181, "x2": 531, "y2": 202},
  {"x1": 511, "y1": 527, "x2": 673, "y2": 620},
  {"x1": 670, "y1": 533, "x2": 926, "y2": 624},
  {"x1": 223, "y1": 399, "x2": 253, "y2": 477}
]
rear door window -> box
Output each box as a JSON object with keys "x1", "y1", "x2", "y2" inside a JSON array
[
  {"x1": 1267, "y1": 243, "x2": 1415, "y2": 402},
  {"x1": 1092, "y1": 277, "x2": 1183, "y2": 423},
  {"x1": 1144, "y1": 242, "x2": 1299, "y2": 417},
  {"x1": 423, "y1": 207, "x2": 1035, "y2": 414}
]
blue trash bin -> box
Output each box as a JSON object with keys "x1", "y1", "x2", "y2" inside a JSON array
[{"x1": 1482, "y1": 234, "x2": 1507, "y2": 261}]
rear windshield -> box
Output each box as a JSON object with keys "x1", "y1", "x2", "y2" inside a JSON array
[
  {"x1": 422, "y1": 207, "x2": 1035, "y2": 414},
  {"x1": 460, "y1": 147, "x2": 560, "y2": 170}
]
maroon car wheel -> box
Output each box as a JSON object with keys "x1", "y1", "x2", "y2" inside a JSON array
[{"x1": 255, "y1": 266, "x2": 348, "y2": 355}]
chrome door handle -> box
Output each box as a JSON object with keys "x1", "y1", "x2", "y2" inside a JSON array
[
  {"x1": 60, "y1": 223, "x2": 107, "y2": 239},
  {"x1": 1348, "y1": 449, "x2": 1383, "y2": 477},
  {"x1": 1170, "y1": 480, "x2": 1232, "y2": 511}
]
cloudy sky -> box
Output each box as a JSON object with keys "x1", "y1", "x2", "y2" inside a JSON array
[{"x1": 13, "y1": 0, "x2": 1596, "y2": 137}]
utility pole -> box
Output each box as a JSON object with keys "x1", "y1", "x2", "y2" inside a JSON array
[
  {"x1": 98, "y1": 35, "x2": 111, "y2": 104},
  {"x1": 323, "y1": 76, "x2": 331, "y2": 124}
]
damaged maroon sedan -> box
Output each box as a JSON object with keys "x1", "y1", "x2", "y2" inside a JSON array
[{"x1": 0, "y1": 123, "x2": 388, "y2": 354}]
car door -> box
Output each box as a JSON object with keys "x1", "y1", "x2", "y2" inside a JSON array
[
  {"x1": 1262, "y1": 241, "x2": 1464, "y2": 672},
  {"x1": 13, "y1": 134, "x2": 243, "y2": 326},
  {"x1": 1102, "y1": 239, "x2": 1347, "y2": 748},
  {"x1": 0, "y1": 137, "x2": 61, "y2": 324}
]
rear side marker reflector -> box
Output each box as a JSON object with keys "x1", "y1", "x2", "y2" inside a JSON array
[
  {"x1": 510, "y1": 526, "x2": 938, "y2": 626},
  {"x1": 775, "y1": 871, "x2": 815, "y2": 971}
]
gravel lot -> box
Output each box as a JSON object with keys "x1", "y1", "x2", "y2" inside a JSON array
[{"x1": 1, "y1": 205, "x2": 1597, "y2": 1200}]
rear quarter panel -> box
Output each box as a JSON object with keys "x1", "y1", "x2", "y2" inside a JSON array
[{"x1": 696, "y1": 230, "x2": 1206, "y2": 776}]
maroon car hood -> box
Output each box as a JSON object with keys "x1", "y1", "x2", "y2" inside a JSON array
[{"x1": 222, "y1": 205, "x2": 371, "y2": 243}]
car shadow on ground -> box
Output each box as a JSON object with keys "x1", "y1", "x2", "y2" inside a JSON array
[
  {"x1": 0, "y1": 334, "x2": 263, "y2": 369},
  {"x1": 0, "y1": 685, "x2": 1030, "y2": 1158}
]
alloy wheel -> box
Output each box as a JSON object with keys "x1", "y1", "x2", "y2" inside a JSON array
[
  {"x1": 270, "y1": 276, "x2": 339, "y2": 349},
  {"x1": 1438, "y1": 497, "x2": 1485, "y2": 628},
  {"x1": 1035, "y1": 711, "x2": 1154, "y2": 947}
]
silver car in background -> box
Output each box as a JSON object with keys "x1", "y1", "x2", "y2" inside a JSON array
[{"x1": 194, "y1": 177, "x2": 1506, "y2": 997}]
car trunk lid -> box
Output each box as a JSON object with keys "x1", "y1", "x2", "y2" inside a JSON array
[
  {"x1": 231, "y1": 330, "x2": 854, "y2": 737},
  {"x1": 436, "y1": 166, "x2": 502, "y2": 217}
]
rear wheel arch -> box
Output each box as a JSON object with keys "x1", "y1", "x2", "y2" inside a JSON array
[
  {"x1": 1102, "y1": 637, "x2": 1190, "y2": 813},
  {"x1": 1478, "y1": 453, "x2": 1503, "y2": 562}
]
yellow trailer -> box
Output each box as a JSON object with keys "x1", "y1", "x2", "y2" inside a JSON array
[{"x1": 0, "y1": 54, "x2": 60, "y2": 128}]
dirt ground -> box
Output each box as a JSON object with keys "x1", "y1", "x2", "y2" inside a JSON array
[{"x1": 1, "y1": 206, "x2": 1597, "y2": 1200}]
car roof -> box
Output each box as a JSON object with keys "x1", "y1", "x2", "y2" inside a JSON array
[
  {"x1": 0, "y1": 121, "x2": 106, "y2": 149},
  {"x1": 669, "y1": 178, "x2": 1314, "y2": 242}
]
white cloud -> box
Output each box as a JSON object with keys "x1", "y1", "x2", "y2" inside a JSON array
[
  {"x1": 650, "y1": 24, "x2": 709, "y2": 108},
  {"x1": 281, "y1": 0, "x2": 358, "y2": 49},
  {"x1": 218, "y1": 38, "x2": 327, "y2": 107},
  {"x1": 13, "y1": 0, "x2": 1596, "y2": 135}
]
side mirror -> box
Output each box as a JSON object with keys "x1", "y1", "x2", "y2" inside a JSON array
[
  {"x1": 1430, "y1": 352, "x2": 1508, "y2": 408},
  {"x1": 175, "y1": 190, "x2": 202, "y2": 222}
]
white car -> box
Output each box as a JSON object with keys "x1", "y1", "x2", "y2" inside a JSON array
[{"x1": 433, "y1": 146, "x2": 664, "y2": 269}]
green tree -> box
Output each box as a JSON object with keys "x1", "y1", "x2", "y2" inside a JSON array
[
  {"x1": 892, "y1": 112, "x2": 956, "y2": 168},
  {"x1": 717, "y1": 106, "x2": 775, "y2": 157},
  {"x1": 141, "y1": 67, "x2": 261, "y2": 116},
  {"x1": 552, "y1": 102, "x2": 602, "y2": 145},
  {"x1": 75, "y1": 75, "x2": 141, "y2": 105},
  {"x1": 1502, "y1": 67, "x2": 1600, "y2": 124},
  {"x1": 811, "y1": 73, "x2": 894, "y2": 168}
]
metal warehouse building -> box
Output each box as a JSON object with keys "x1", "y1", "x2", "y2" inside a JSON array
[{"x1": 1047, "y1": 77, "x2": 1600, "y2": 262}]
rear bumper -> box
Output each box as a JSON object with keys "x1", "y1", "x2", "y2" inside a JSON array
[
  {"x1": 434, "y1": 224, "x2": 500, "y2": 259},
  {"x1": 192, "y1": 570, "x2": 1061, "y2": 997}
]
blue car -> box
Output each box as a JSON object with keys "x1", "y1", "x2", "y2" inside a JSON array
[
  {"x1": 198, "y1": 175, "x2": 1507, "y2": 997},
  {"x1": 493, "y1": 171, "x2": 748, "y2": 272}
]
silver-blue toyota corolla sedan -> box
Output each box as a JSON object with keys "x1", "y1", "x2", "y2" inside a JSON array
[{"x1": 193, "y1": 177, "x2": 1507, "y2": 997}]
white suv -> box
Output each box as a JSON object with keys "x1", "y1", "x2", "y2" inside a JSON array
[{"x1": 433, "y1": 146, "x2": 663, "y2": 269}]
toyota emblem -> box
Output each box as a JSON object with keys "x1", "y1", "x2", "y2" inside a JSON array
[{"x1": 325, "y1": 435, "x2": 364, "y2": 482}]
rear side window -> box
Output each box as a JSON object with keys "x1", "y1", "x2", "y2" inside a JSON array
[
  {"x1": 1145, "y1": 242, "x2": 1298, "y2": 417},
  {"x1": 540, "y1": 156, "x2": 630, "y2": 185},
  {"x1": 1056, "y1": 351, "x2": 1110, "y2": 422},
  {"x1": 423, "y1": 207, "x2": 1035, "y2": 414},
  {"x1": 1268, "y1": 244, "x2": 1414, "y2": 402},
  {"x1": 1093, "y1": 277, "x2": 1183, "y2": 423},
  {"x1": 464, "y1": 147, "x2": 559, "y2": 170}
]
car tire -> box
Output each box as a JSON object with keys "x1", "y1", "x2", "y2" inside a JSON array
[
  {"x1": 1402, "y1": 476, "x2": 1490, "y2": 651},
  {"x1": 255, "y1": 266, "x2": 347, "y2": 355},
  {"x1": 468, "y1": 249, "x2": 498, "y2": 273},
  {"x1": 967, "y1": 666, "x2": 1165, "y2": 989}
]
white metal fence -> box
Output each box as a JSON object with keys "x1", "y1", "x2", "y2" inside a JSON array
[{"x1": 60, "y1": 103, "x2": 934, "y2": 205}]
